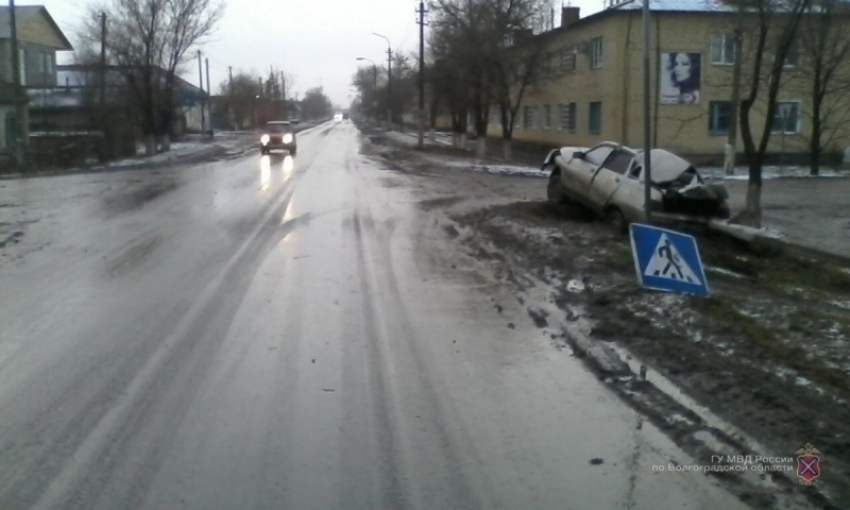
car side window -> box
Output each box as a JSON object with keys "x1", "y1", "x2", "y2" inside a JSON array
[
  {"x1": 628, "y1": 163, "x2": 642, "y2": 179},
  {"x1": 601, "y1": 150, "x2": 633, "y2": 175},
  {"x1": 584, "y1": 146, "x2": 615, "y2": 166}
]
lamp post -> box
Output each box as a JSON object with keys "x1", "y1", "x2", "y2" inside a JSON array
[
  {"x1": 356, "y1": 57, "x2": 378, "y2": 122},
  {"x1": 372, "y1": 32, "x2": 392, "y2": 129}
]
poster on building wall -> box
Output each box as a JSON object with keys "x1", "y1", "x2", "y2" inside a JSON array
[{"x1": 659, "y1": 52, "x2": 701, "y2": 105}]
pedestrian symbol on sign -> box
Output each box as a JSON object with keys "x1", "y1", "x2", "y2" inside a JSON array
[
  {"x1": 629, "y1": 223, "x2": 709, "y2": 296},
  {"x1": 643, "y1": 233, "x2": 702, "y2": 285}
]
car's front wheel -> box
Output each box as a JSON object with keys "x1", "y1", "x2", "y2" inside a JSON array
[
  {"x1": 546, "y1": 167, "x2": 568, "y2": 204},
  {"x1": 604, "y1": 207, "x2": 628, "y2": 235}
]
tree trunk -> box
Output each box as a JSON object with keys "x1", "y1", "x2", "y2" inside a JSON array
[
  {"x1": 810, "y1": 98, "x2": 822, "y2": 176},
  {"x1": 476, "y1": 138, "x2": 487, "y2": 160},
  {"x1": 735, "y1": 160, "x2": 763, "y2": 227},
  {"x1": 502, "y1": 138, "x2": 512, "y2": 160},
  {"x1": 144, "y1": 135, "x2": 156, "y2": 156},
  {"x1": 743, "y1": 179, "x2": 763, "y2": 228}
]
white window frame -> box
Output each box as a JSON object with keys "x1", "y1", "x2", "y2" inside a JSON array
[
  {"x1": 590, "y1": 37, "x2": 603, "y2": 69},
  {"x1": 711, "y1": 33, "x2": 736, "y2": 66},
  {"x1": 19, "y1": 49, "x2": 27, "y2": 86},
  {"x1": 772, "y1": 101, "x2": 802, "y2": 134}
]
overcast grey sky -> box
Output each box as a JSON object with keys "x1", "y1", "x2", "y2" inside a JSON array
[{"x1": 24, "y1": 0, "x2": 607, "y2": 107}]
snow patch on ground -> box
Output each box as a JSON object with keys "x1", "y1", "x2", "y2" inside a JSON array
[
  {"x1": 705, "y1": 266, "x2": 746, "y2": 279},
  {"x1": 831, "y1": 300, "x2": 850, "y2": 310},
  {"x1": 701, "y1": 165, "x2": 850, "y2": 180},
  {"x1": 442, "y1": 160, "x2": 546, "y2": 178}
]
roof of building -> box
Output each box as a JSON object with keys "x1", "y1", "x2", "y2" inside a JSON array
[
  {"x1": 56, "y1": 65, "x2": 206, "y2": 97},
  {"x1": 605, "y1": 0, "x2": 735, "y2": 12},
  {"x1": 0, "y1": 6, "x2": 73, "y2": 50}
]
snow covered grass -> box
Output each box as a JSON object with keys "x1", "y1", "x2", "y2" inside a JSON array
[
  {"x1": 442, "y1": 160, "x2": 546, "y2": 178},
  {"x1": 701, "y1": 165, "x2": 850, "y2": 180}
]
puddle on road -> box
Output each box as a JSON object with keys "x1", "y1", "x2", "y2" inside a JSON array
[{"x1": 101, "y1": 179, "x2": 180, "y2": 215}]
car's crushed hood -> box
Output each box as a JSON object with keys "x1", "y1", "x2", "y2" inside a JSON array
[
  {"x1": 559, "y1": 146, "x2": 590, "y2": 159},
  {"x1": 634, "y1": 149, "x2": 697, "y2": 184}
]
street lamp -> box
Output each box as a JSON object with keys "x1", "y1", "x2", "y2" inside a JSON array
[
  {"x1": 372, "y1": 32, "x2": 393, "y2": 128},
  {"x1": 356, "y1": 57, "x2": 378, "y2": 122}
]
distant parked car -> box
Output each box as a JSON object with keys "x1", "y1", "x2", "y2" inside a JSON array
[
  {"x1": 289, "y1": 117, "x2": 300, "y2": 125},
  {"x1": 260, "y1": 121, "x2": 297, "y2": 155},
  {"x1": 543, "y1": 141, "x2": 729, "y2": 231}
]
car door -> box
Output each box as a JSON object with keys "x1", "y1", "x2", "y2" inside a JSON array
[
  {"x1": 566, "y1": 145, "x2": 615, "y2": 200},
  {"x1": 588, "y1": 149, "x2": 632, "y2": 211}
]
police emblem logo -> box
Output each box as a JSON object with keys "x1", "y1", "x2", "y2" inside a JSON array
[{"x1": 795, "y1": 443, "x2": 822, "y2": 484}]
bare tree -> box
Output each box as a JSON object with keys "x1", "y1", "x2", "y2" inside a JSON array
[
  {"x1": 218, "y1": 70, "x2": 262, "y2": 129},
  {"x1": 737, "y1": 0, "x2": 812, "y2": 227},
  {"x1": 429, "y1": 0, "x2": 554, "y2": 159},
  {"x1": 492, "y1": 36, "x2": 549, "y2": 159},
  {"x1": 300, "y1": 87, "x2": 332, "y2": 120},
  {"x1": 80, "y1": 0, "x2": 224, "y2": 155},
  {"x1": 797, "y1": 0, "x2": 850, "y2": 175}
]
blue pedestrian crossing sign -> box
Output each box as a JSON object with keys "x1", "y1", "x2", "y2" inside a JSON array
[{"x1": 629, "y1": 223, "x2": 709, "y2": 296}]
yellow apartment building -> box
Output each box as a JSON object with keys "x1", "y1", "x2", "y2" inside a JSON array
[{"x1": 495, "y1": 0, "x2": 850, "y2": 160}]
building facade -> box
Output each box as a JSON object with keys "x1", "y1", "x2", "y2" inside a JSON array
[
  {"x1": 0, "y1": 5, "x2": 72, "y2": 155},
  {"x1": 502, "y1": 0, "x2": 850, "y2": 161}
]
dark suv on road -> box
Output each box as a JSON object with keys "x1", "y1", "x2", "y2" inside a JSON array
[{"x1": 260, "y1": 121, "x2": 297, "y2": 155}]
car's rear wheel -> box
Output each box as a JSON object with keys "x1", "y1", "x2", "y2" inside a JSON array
[
  {"x1": 546, "y1": 167, "x2": 567, "y2": 204},
  {"x1": 604, "y1": 207, "x2": 628, "y2": 235}
]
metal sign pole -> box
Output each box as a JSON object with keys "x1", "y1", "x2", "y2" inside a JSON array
[{"x1": 642, "y1": 0, "x2": 653, "y2": 224}]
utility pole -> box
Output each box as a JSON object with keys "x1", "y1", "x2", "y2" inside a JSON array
[
  {"x1": 99, "y1": 13, "x2": 107, "y2": 116},
  {"x1": 197, "y1": 50, "x2": 205, "y2": 136},
  {"x1": 417, "y1": 1, "x2": 428, "y2": 148},
  {"x1": 280, "y1": 71, "x2": 289, "y2": 120},
  {"x1": 206, "y1": 57, "x2": 212, "y2": 138},
  {"x1": 725, "y1": 7, "x2": 744, "y2": 176},
  {"x1": 373, "y1": 33, "x2": 392, "y2": 129},
  {"x1": 9, "y1": 0, "x2": 28, "y2": 167},
  {"x1": 642, "y1": 0, "x2": 653, "y2": 224}
]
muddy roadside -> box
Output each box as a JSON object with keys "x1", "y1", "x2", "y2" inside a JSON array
[{"x1": 362, "y1": 132, "x2": 850, "y2": 509}]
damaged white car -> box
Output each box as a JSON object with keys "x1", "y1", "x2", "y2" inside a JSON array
[{"x1": 543, "y1": 142, "x2": 730, "y2": 231}]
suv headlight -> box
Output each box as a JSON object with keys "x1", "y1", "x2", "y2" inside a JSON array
[
  {"x1": 283, "y1": 133, "x2": 293, "y2": 144},
  {"x1": 260, "y1": 134, "x2": 270, "y2": 145}
]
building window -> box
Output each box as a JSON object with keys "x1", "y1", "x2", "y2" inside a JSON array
[
  {"x1": 772, "y1": 101, "x2": 800, "y2": 134},
  {"x1": 590, "y1": 37, "x2": 603, "y2": 69},
  {"x1": 19, "y1": 49, "x2": 26, "y2": 86},
  {"x1": 568, "y1": 102, "x2": 577, "y2": 133},
  {"x1": 39, "y1": 53, "x2": 53, "y2": 74},
  {"x1": 589, "y1": 101, "x2": 602, "y2": 134},
  {"x1": 534, "y1": 105, "x2": 542, "y2": 129},
  {"x1": 711, "y1": 33, "x2": 736, "y2": 65},
  {"x1": 784, "y1": 42, "x2": 801, "y2": 68},
  {"x1": 544, "y1": 104, "x2": 551, "y2": 129},
  {"x1": 523, "y1": 105, "x2": 533, "y2": 129},
  {"x1": 558, "y1": 104, "x2": 567, "y2": 131},
  {"x1": 560, "y1": 47, "x2": 576, "y2": 73},
  {"x1": 709, "y1": 101, "x2": 732, "y2": 135}
]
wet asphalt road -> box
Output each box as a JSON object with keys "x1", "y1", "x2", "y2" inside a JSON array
[{"x1": 0, "y1": 122, "x2": 750, "y2": 510}]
